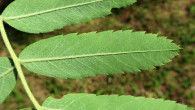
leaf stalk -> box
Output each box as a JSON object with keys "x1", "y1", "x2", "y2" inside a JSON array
[{"x1": 0, "y1": 16, "x2": 42, "y2": 110}]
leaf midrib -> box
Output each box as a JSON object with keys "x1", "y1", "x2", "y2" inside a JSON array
[
  {"x1": 0, "y1": 67, "x2": 15, "y2": 79},
  {"x1": 19, "y1": 49, "x2": 179, "y2": 63},
  {"x1": 2, "y1": 0, "x2": 103, "y2": 21}
]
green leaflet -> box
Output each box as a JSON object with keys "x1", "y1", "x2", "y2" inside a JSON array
[
  {"x1": 19, "y1": 30, "x2": 180, "y2": 79},
  {"x1": 0, "y1": 57, "x2": 17, "y2": 104},
  {"x1": 1, "y1": 0, "x2": 136, "y2": 33},
  {"x1": 42, "y1": 94, "x2": 192, "y2": 110}
]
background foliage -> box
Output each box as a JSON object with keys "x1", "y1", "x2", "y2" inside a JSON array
[{"x1": 0, "y1": 0, "x2": 194, "y2": 109}]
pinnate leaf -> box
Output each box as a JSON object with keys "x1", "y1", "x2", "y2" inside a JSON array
[
  {"x1": 0, "y1": 57, "x2": 17, "y2": 104},
  {"x1": 42, "y1": 94, "x2": 193, "y2": 110},
  {"x1": 19, "y1": 30, "x2": 180, "y2": 79},
  {"x1": 2, "y1": 0, "x2": 136, "y2": 33}
]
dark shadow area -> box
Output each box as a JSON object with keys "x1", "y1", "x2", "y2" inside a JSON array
[
  {"x1": 8, "y1": 58, "x2": 18, "y2": 80},
  {"x1": 0, "y1": 0, "x2": 13, "y2": 13}
]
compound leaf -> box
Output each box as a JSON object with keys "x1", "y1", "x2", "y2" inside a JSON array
[
  {"x1": 42, "y1": 94, "x2": 193, "y2": 110},
  {"x1": 0, "y1": 57, "x2": 17, "y2": 104},
  {"x1": 1, "y1": 0, "x2": 136, "y2": 33},
  {"x1": 19, "y1": 30, "x2": 180, "y2": 79}
]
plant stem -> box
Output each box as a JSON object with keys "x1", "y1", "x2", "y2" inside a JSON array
[{"x1": 0, "y1": 17, "x2": 42, "y2": 110}]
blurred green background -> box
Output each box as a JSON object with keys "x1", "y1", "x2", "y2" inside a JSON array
[{"x1": 0, "y1": 0, "x2": 195, "y2": 110}]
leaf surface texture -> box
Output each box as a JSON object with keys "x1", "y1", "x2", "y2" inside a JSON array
[
  {"x1": 42, "y1": 94, "x2": 192, "y2": 110},
  {"x1": 19, "y1": 30, "x2": 180, "y2": 79},
  {"x1": 2, "y1": 0, "x2": 136, "y2": 33},
  {"x1": 0, "y1": 57, "x2": 17, "y2": 104}
]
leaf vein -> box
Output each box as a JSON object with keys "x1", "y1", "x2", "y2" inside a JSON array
[
  {"x1": 19, "y1": 49, "x2": 179, "y2": 63},
  {"x1": 0, "y1": 67, "x2": 15, "y2": 79},
  {"x1": 2, "y1": 0, "x2": 103, "y2": 21}
]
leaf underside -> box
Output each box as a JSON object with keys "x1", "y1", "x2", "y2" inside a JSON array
[
  {"x1": 0, "y1": 57, "x2": 17, "y2": 104},
  {"x1": 1, "y1": 0, "x2": 136, "y2": 33},
  {"x1": 42, "y1": 94, "x2": 193, "y2": 110},
  {"x1": 19, "y1": 30, "x2": 180, "y2": 79}
]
